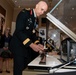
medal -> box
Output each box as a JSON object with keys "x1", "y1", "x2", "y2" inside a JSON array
[
  {"x1": 26, "y1": 26, "x2": 29, "y2": 30},
  {"x1": 32, "y1": 29, "x2": 35, "y2": 33}
]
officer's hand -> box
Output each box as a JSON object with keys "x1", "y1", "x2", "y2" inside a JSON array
[
  {"x1": 38, "y1": 44, "x2": 44, "y2": 48},
  {"x1": 30, "y1": 43, "x2": 44, "y2": 52}
]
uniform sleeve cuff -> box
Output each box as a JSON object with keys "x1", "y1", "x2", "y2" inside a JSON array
[{"x1": 34, "y1": 40, "x2": 40, "y2": 44}]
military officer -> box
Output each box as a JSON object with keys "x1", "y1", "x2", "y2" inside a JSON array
[{"x1": 10, "y1": 1, "x2": 48, "y2": 75}]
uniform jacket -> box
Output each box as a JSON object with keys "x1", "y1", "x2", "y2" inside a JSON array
[{"x1": 10, "y1": 9, "x2": 39, "y2": 57}]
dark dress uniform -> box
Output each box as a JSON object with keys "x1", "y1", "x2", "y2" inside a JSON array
[{"x1": 10, "y1": 9, "x2": 40, "y2": 75}]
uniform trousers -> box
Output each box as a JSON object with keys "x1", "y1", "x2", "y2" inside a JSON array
[{"x1": 13, "y1": 54, "x2": 31, "y2": 75}]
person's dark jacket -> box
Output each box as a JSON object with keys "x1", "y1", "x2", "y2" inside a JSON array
[
  {"x1": 10, "y1": 9, "x2": 40, "y2": 60},
  {"x1": 0, "y1": 34, "x2": 12, "y2": 49}
]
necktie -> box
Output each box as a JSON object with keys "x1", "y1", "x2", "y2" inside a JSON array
[{"x1": 34, "y1": 18, "x2": 38, "y2": 29}]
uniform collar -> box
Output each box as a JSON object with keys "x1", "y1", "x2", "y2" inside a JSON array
[{"x1": 33, "y1": 9, "x2": 36, "y2": 18}]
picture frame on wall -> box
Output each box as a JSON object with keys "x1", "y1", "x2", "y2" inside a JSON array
[
  {"x1": 0, "y1": 15, "x2": 5, "y2": 33},
  {"x1": 0, "y1": 5, "x2": 6, "y2": 34},
  {"x1": 39, "y1": 28, "x2": 46, "y2": 40}
]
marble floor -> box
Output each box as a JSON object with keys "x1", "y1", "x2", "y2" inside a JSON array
[{"x1": 0, "y1": 59, "x2": 13, "y2": 75}]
